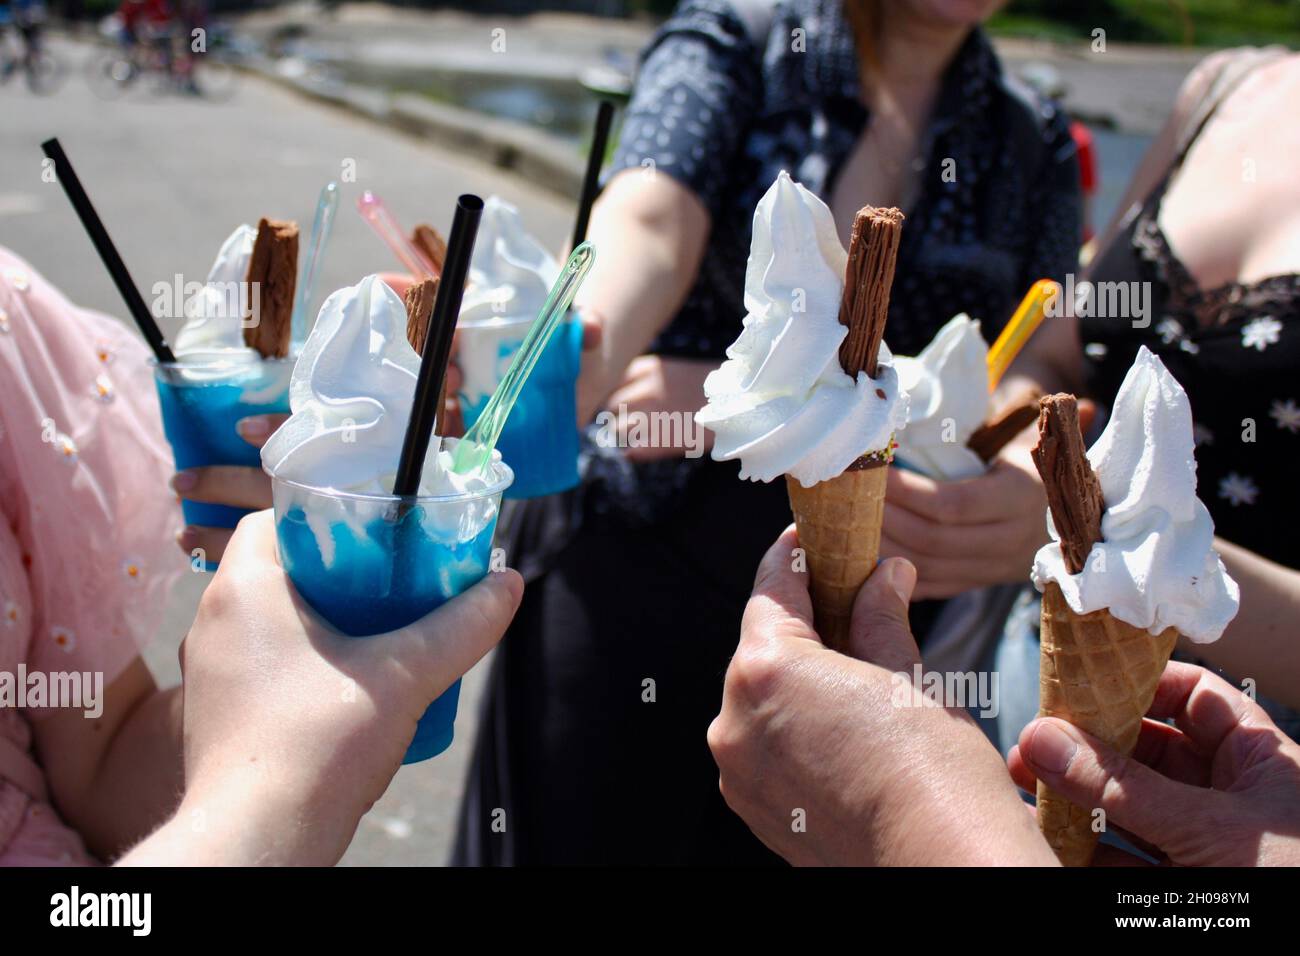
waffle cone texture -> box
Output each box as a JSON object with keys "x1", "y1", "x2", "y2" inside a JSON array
[
  {"x1": 1036, "y1": 581, "x2": 1179, "y2": 865},
  {"x1": 785, "y1": 465, "x2": 888, "y2": 653}
]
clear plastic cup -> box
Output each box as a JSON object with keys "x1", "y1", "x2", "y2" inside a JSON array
[
  {"x1": 153, "y1": 357, "x2": 293, "y2": 529},
  {"x1": 270, "y1": 449, "x2": 514, "y2": 764},
  {"x1": 456, "y1": 313, "x2": 581, "y2": 499}
]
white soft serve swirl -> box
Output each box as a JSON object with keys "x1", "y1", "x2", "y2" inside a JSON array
[
  {"x1": 696, "y1": 171, "x2": 909, "y2": 487},
  {"x1": 175, "y1": 223, "x2": 258, "y2": 363},
  {"x1": 261, "y1": 274, "x2": 491, "y2": 499},
  {"x1": 893, "y1": 314, "x2": 989, "y2": 481},
  {"x1": 458, "y1": 196, "x2": 558, "y2": 326},
  {"x1": 1031, "y1": 346, "x2": 1239, "y2": 643}
]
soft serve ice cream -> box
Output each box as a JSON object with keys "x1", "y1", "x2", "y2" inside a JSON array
[
  {"x1": 1031, "y1": 346, "x2": 1238, "y2": 643},
  {"x1": 696, "y1": 171, "x2": 908, "y2": 487},
  {"x1": 261, "y1": 274, "x2": 504, "y2": 565},
  {"x1": 892, "y1": 314, "x2": 989, "y2": 481},
  {"x1": 456, "y1": 196, "x2": 560, "y2": 405},
  {"x1": 174, "y1": 224, "x2": 259, "y2": 364}
]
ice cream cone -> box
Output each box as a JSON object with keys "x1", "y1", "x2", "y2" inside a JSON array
[
  {"x1": 1035, "y1": 581, "x2": 1179, "y2": 865},
  {"x1": 788, "y1": 204, "x2": 903, "y2": 649},
  {"x1": 786, "y1": 463, "x2": 888, "y2": 652}
]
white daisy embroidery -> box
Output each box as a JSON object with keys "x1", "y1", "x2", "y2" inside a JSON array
[
  {"x1": 55, "y1": 433, "x2": 78, "y2": 463},
  {"x1": 1241, "y1": 316, "x2": 1282, "y2": 351},
  {"x1": 4, "y1": 269, "x2": 30, "y2": 293},
  {"x1": 1192, "y1": 424, "x2": 1214, "y2": 447},
  {"x1": 3, "y1": 599, "x2": 19, "y2": 628},
  {"x1": 50, "y1": 626, "x2": 77, "y2": 653},
  {"x1": 1218, "y1": 472, "x2": 1259, "y2": 507},
  {"x1": 122, "y1": 558, "x2": 144, "y2": 583},
  {"x1": 0, "y1": 308, "x2": 9, "y2": 334},
  {"x1": 93, "y1": 374, "x2": 115, "y2": 404},
  {"x1": 95, "y1": 342, "x2": 115, "y2": 365},
  {"x1": 1270, "y1": 399, "x2": 1300, "y2": 434},
  {"x1": 1156, "y1": 318, "x2": 1183, "y2": 344}
]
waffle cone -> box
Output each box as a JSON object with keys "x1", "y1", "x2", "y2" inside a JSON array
[
  {"x1": 1036, "y1": 581, "x2": 1178, "y2": 865},
  {"x1": 785, "y1": 464, "x2": 888, "y2": 652}
]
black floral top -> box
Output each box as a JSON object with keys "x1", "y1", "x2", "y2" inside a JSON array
[
  {"x1": 609, "y1": 0, "x2": 1083, "y2": 358},
  {"x1": 1082, "y1": 145, "x2": 1300, "y2": 568}
]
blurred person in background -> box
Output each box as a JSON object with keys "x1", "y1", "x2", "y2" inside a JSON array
[
  {"x1": 118, "y1": 0, "x2": 169, "y2": 45},
  {"x1": 453, "y1": 0, "x2": 1081, "y2": 866},
  {"x1": 2, "y1": 0, "x2": 48, "y2": 70}
]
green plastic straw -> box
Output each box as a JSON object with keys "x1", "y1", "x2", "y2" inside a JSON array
[{"x1": 451, "y1": 242, "x2": 596, "y2": 477}]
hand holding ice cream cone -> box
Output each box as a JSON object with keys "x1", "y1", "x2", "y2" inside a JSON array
[
  {"x1": 1028, "y1": 347, "x2": 1239, "y2": 865},
  {"x1": 696, "y1": 172, "x2": 910, "y2": 650}
]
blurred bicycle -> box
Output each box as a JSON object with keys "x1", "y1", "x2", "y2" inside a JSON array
[
  {"x1": 0, "y1": 0, "x2": 69, "y2": 95},
  {"x1": 86, "y1": 0, "x2": 236, "y2": 100}
]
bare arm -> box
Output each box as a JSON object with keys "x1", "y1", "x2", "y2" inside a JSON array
[
  {"x1": 1180, "y1": 539, "x2": 1300, "y2": 711},
  {"x1": 995, "y1": 50, "x2": 1236, "y2": 409},
  {"x1": 575, "y1": 168, "x2": 710, "y2": 422},
  {"x1": 32, "y1": 659, "x2": 183, "y2": 861}
]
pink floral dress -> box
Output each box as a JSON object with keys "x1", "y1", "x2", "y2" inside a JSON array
[{"x1": 0, "y1": 248, "x2": 182, "y2": 865}]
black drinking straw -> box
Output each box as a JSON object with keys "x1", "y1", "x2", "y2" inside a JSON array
[
  {"x1": 570, "y1": 100, "x2": 615, "y2": 250},
  {"x1": 41, "y1": 138, "x2": 176, "y2": 363},
  {"x1": 392, "y1": 194, "x2": 483, "y2": 497}
]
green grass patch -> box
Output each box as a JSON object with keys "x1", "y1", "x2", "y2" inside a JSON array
[{"x1": 989, "y1": 0, "x2": 1300, "y2": 48}]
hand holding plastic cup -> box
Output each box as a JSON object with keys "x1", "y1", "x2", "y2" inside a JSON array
[
  {"x1": 271, "y1": 448, "x2": 513, "y2": 762},
  {"x1": 263, "y1": 196, "x2": 488, "y2": 764},
  {"x1": 154, "y1": 357, "x2": 292, "y2": 529}
]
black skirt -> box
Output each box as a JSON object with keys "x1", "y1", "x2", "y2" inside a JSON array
[{"x1": 451, "y1": 452, "x2": 792, "y2": 866}]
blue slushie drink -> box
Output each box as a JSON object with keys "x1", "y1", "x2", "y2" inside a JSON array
[
  {"x1": 155, "y1": 223, "x2": 294, "y2": 530},
  {"x1": 457, "y1": 197, "x2": 581, "y2": 499},
  {"x1": 262, "y1": 275, "x2": 513, "y2": 764}
]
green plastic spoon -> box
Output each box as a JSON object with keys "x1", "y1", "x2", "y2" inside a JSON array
[{"x1": 451, "y1": 241, "x2": 596, "y2": 476}]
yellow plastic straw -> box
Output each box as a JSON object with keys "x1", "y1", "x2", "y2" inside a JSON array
[{"x1": 986, "y1": 278, "x2": 1059, "y2": 390}]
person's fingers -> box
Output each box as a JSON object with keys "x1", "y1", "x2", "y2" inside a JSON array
[
  {"x1": 605, "y1": 356, "x2": 656, "y2": 407},
  {"x1": 577, "y1": 308, "x2": 603, "y2": 350},
  {"x1": 878, "y1": 531, "x2": 1001, "y2": 600},
  {"x1": 1129, "y1": 717, "x2": 1213, "y2": 789},
  {"x1": 444, "y1": 362, "x2": 462, "y2": 396},
  {"x1": 1016, "y1": 716, "x2": 1231, "y2": 849},
  {"x1": 1145, "y1": 660, "x2": 1259, "y2": 757},
  {"x1": 172, "y1": 465, "x2": 273, "y2": 510},
  {"x1": 236, "y1": 413, "x2": 289, "y2": 449},
  {"x1": 1076, "y1": 398, "x2": 1098, "y2": 436},
  {"x1": 623, "y1": 440, "x2": 688, "y2": 463},
  {"x1": 384, "y1": 569, "x2": 524, "y2": 698},
  {"x1": 743, "y1": 524, "x2": 819, "y2": 647},
  {"x1": 886, "y1": 458, "x2": 1038, "y2": 526},
  {"x1": 378, "y1": 272, "x2": 416, "y2": 300},
  {"x1": 1014, "y1": 719, "x2": 1214, "y2": 809},
  {"x1": 1008, "y1": 749, "x2": 1162, "y2": 866},
  {"x1": 214, "y1": 509, "x2": 277, "y2": 565},
  {"x1": 883, "y1": 501, "x2": 1023, "y2": 559},
  {"x1": 176, "y1": 525, "x2": 235, "y2": 566},
  {"x1": 1007, "y1": 744, "x2": 1036, "y2": 793},
  {"x1": 440, "y1": 398, "x2": 465, "y2": 438},
  {"x1": 845, "y1": 558, "x2": 920, "y2": 671}
]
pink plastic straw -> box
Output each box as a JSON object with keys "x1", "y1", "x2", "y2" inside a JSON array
[{"x1": 356, "y1": 191, "x2": 438, "y2": 279}]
